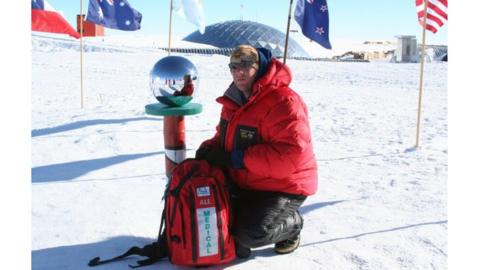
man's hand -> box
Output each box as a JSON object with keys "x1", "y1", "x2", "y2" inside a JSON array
[
  {"x1": 195, "y1": 147, "x2": 244, "y2": 169},
  {"x1": 204, "y1": 149, "x2": 231, "y2": 168},
  {"x1": 195, "y1": 147, "x2": 211, "y2": 160}
]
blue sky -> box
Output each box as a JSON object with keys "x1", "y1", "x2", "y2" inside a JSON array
[{"x1": 48, "y1": 0, "x2": 447, "y2": 45}]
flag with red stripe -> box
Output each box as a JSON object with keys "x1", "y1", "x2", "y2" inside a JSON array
[
  {"x1": 31, "y1": 0, "x2": 80, "y2": 39},
  {"x1": 416, "y1": 0, "x2": 448, "y2": 33}
]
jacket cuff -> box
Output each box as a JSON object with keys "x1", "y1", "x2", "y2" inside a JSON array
[{"x1": 230, "y1": 149, "x2": 245, "y2": 169}]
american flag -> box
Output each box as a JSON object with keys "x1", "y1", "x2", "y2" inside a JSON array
[{"x1": 416, "y1": 0, "x2": 448, "y2": 33}]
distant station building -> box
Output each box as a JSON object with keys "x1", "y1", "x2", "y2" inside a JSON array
[
  {"x1": 77, "y1": 15, "x2": 104, "y2": 37},
  {"x1": 394, "y1": 35, "x2": 418, "y2": 63},
  {"x1": 183, "y1": 20, "x2": 309, "y2": 58},
  {"x1": 424, "y1": 46, "x2": 448, "y2": 62},
  {"x1": 331, "y1": 40, "x2": 396, "y2": 62}
]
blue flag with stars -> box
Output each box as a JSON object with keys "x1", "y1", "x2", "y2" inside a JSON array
[
  {"x1": 86, "y1": 0, "x2": 142, "y2": 31},
  {"x1": 294, "y1": 0, "x2": 332, "y2": 49}
]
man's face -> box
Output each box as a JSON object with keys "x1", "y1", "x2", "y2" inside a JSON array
[{"x1": 229, "y1": 60, "x2": 257, "y2": 94}]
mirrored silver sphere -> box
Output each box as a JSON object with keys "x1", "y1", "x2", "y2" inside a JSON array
[{"x1": 149, "y1": 56, "x2": 199, "y2": 106}]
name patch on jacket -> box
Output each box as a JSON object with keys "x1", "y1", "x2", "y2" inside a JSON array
[{"x1": 234, "y1": 125, "x2": 258, "y2": 149}]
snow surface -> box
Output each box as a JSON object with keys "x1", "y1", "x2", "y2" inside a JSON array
[{"x1": 31, "y1": 34, "x2": 447, "y2": 270}]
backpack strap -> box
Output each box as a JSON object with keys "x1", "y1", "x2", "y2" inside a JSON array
[
  {"x1": 87, "y1": 160, "x2": 203, "y2": 268},
  {"x1": 88, "y1": 244, "x2": 149, "y2": 266},
  {"x1": 88, "y1": 210, "x2": 168, "y2": 268},
  {"x1": 88, "y1": 239, "x2": 168, "y2": 268},
  {"x1": 128, "y1": 257, "x2": 160, "y2": 268}
]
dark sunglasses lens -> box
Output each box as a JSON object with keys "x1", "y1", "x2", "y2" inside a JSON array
[{"x1": 229, "y1": 61, "x2": 253, "y2": 70}]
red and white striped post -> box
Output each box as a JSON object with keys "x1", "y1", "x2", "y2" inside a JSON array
[
  {"x1": 163, "y1": 116, "x2": 186, "y2": 178},
  {"x1": 145, "y1": 102, "x2": 202, "y2": 179}
]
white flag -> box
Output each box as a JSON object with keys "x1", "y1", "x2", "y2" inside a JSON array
[{"x1": 175, "y1": 0, "x2": 205, "y2": 34}]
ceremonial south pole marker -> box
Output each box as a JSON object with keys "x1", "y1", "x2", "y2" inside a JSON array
[
  {"x1": 145, "y1": 102, "x2": 202, "y2": 178},
  {"x1": 148, "y1": 55, "x2": 201, "y2": 179}
]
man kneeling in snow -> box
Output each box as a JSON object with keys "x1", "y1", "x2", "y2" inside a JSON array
[{"x1": 196, "y1": 45, "x2": 318, "y2": 258}]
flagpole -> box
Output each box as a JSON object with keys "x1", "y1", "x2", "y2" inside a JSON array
[
  {"x1": 80, "y1": 0, "x2": 84, "y2": 108},
  {"x1": 415, "y1": 0, "x2": 428, "y2": 148},
  {"x1": 168, "y1": 0, "x2": 173, "y2": 55},
  {"x1": 283, "y1": 0, "x2": 294, "y2": 64}
]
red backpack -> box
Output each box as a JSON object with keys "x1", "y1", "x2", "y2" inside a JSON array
[
  {"x1": 165, "y1": 159, "x2": 236, "y2": 266},
  {"x1": 88, "y1": 159, "x2": 236, "y2": 268}
]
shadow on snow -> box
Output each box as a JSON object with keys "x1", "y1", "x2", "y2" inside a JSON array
[
  {"x1": 32, "y1": 236, "x2": 247, "y2": 270},
  {"x1": 31, "y1": 221, "x2": 448, "y2": 270},
  {"x1": 31, "y1": 117, "x2": 163, "y2": 137},
  {"x1": 32, "y1": 199, "x2": 392, "y2": 269},
  {"x1": 299, "y1": 199, "x2": 350, "y2": 215},
  {"x1": 32, "y1": 236, "x2": 163, "y2": 270},
  {"x1": 31, "y1": 151, "x2": 163, "y2": 183},
  {"x1": 31, "y1": 200, "x2": 353, "y2": 269},
  {"x1": 302, "y1": 220, "x2": 448, "y2": 247}
]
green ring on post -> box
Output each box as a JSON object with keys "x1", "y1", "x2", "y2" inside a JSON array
[{"x1": 145, "y1": 102, "x2": 203, "y2": 116}]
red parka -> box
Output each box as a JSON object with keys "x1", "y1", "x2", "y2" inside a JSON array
[{"x1": 200, "y1": 58, "x2": 318, "y2": 196}]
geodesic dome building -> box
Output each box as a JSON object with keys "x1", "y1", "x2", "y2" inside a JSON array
[{"x1": 183, "y1": 20, "x2": 309, "y2": 58}]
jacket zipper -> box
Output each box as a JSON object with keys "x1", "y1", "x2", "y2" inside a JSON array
[{"x1": 224, "y1": 108, "x2": 244, "y2": 151}]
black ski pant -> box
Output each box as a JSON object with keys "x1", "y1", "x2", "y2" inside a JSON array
[{"x1": 230, "y1": 186, "x2": 306, "y2": 248}]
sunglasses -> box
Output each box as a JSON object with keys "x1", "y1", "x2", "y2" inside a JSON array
[{"x1": 228, "y1": 60, "x2": 255, "y2": 71}]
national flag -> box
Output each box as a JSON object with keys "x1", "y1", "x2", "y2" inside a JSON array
[
  {"x1": 31, "y1": 0, "x2": 80, "y2": 39},
  {"x1": 86, "y1": 0, "x2": 142, "y2": 31},
  {"x1": 294, "y1": 0, "x2": 331, "y2": 49},
  {"x1": 416, "y1": 0, "x2": 448, "y2": 33},
  {"x1": 174, "y1": 0, "x2": 205, "y2": 34}
]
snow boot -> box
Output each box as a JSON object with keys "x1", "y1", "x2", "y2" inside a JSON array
[
  {"x1": 235, "y1": 241, "x2": 251, "y2": 259},
  {"x1": 274, "y1": 235, "x2": 300, "y2": 254}
]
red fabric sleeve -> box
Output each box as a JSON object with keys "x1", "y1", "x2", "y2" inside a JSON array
[{"x1": 243, "y1": 95, "x2": 312, "y2": 179}]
